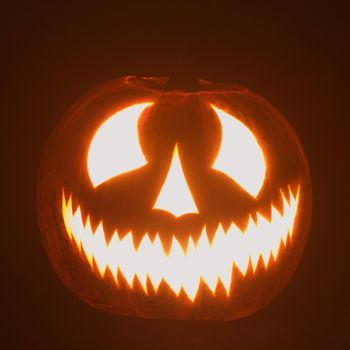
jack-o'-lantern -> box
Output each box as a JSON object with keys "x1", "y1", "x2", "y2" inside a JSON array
[{"x1": 37, "y1": 76, "x2": 312, "y2": 320}]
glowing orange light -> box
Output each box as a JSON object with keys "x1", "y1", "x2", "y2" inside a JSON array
[
  {"x1": 87, "y1": 103, "x2": 153, "y2": 187},
  {"x1": 211, "y1": 106, "x2": 266, "y2": 197},
  {"x1": 153, "y1": 144, "x2": 198, "y2": 217},
  {"x1": 62, "y1": 187, "x2": 299, "y2": 301}
]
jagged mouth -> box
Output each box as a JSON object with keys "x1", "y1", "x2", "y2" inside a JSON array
[{"x1": 62, "y1": 186, "x2": 299, "y2": 301}]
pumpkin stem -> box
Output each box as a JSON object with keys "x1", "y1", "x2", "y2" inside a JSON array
[{"x1": 165, "y1": 75, "x2": 200, "y2": 92}]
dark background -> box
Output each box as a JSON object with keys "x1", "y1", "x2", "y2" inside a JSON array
[{"x1": 3, "y1": 1, "x2": 349, "y2": 349}]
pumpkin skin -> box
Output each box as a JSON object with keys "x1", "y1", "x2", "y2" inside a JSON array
[{"x1": 37, "y1": 76, "x2": 312, "y2": 320}]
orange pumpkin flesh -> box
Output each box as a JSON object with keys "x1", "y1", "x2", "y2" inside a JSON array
[{"x1": 37, "y1": 76, "x2": 312, "y2": 320}]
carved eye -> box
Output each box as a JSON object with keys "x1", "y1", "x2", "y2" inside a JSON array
[
  {"x1": 87, "y1": 103, "x2": 153, "y2": 187},
  {"x1": 211, "y1": 106, "x2": 266, "y2": 197}
]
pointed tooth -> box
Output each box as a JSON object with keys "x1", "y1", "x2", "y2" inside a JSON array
[
  {"x1": 181, "y1": 236, "x2": 201, "y2": 301},
  {"x1": 116, "y1": 228, "x2": 132, "y2": 241},
  {"x1": 62, "y1": 194, "x2": 73, "y2": 239},
  {"x1": 88, "y1": 214, "x2": 100, "y2": 235},
  {"x1": 101, "y1": 220, "x2": 118, "y2": 244},
  {"x1": 70, "y1": 195, "x2": 80, "y2": 215},
  {"x1": 229, "y1": 222, "x2": 250, "y2": 275},
  {"x1": 196, "y1": 228, "x2": 218, "y2": 293},
  {"x1": 132, "y1": 232, "x2": 145, "y2": 251},
  {"x1": 117, "y1": 232, "x2": 136, "y2": 288},
  {"x1": 71, "y1": 206, "x2": 85, "y2": 250},
  {"x1": 273, "y1": 192, "x2": 284, "y2": 217},
  {"x1": 258, "y1": 201, "x2": 272, "y2": 223},
  {"x1": 92, "y1": 222, "x2": 108, "y2": 276},
  {"x1": 79, "y1": 205, "x2": 89, "y2": 228},
  {"x1": 147, "y1": 235, "x2": 166, "y2": 292},
  {"x1": 165, "y1": 236, "x2": 184, "y2": 296},
  {"x1": 107, "y1": 231, "x2": 120, "y2": 278},
  {"x1": 81, "y1": 216, "x2": 94, "y2": 266},
  {"x1": 61, "y1": 189, "x2": 69, "y2": 204},
  {"x1": 147, "y1": 230, "x2": 158, "y2": 243},
  {"x1": 189, "y1": 225, "x2": 203, "y2": 247},
  {"x1": 171, "y1": 232, "x2": 189, "y2": 253},
  {"x1": 159, "y1": 232, "x2": 173, "y2": 255},
  {"x1": 206, "y1": 223, "x2": 220, "y2": 245}
]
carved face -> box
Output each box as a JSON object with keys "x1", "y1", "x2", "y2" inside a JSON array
[{"x1": 37, "y1": 76, "x2": 312, "y2": 320}]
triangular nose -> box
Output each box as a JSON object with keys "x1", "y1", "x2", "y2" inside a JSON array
[{"x1": 153, "y1": 144, "x2": 198, "y2": 217}]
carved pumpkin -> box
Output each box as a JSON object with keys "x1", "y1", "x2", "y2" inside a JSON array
[{"x1": 37, "y1": 76, "x2": 312, "y2": 320}]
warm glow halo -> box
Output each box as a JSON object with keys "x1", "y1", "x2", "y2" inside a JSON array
[{"x1": 62, "y1": 187, "x2": 299, "y2": 301}]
